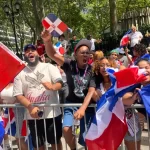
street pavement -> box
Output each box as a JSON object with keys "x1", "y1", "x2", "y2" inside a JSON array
[{"x1": 6, "y1": 123, "x2": 150, "y2": 150}]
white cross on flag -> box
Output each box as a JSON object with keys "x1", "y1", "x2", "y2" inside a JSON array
[{"x1": 42, "y1": 13, "x2": 68, "y2": 37}]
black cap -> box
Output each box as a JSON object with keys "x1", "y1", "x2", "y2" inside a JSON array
[
  {"x1": 74, "y1": 39, "x2": 91, "y2": 53},
  {"x1": 23, "y1": 44, "x2": 36, "y2": 52}
]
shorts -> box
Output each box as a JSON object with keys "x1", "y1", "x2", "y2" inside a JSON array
[
  {"x1": 124, "y1": 123, "x2": 141, "y2": 142},
  {"x1": 63, "y1": 105, "x2": 95, "y2": 147},
  {"x1": 63, "y1": 106, "x2": 78, "y2": 127},
  {"x1": 13, "y1": 107, "x2": 25, "y2": 138},
  {"x1": 28, "y1": 115, "x2": 62, "y2": 148}
]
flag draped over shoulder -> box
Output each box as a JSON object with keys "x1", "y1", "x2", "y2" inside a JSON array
[
  {"x1": 42, "y1": 13, "x2": 68, "y2": 37},
  {"x1": 0, "y1": 43, "x2": 26, "y2": 92},
  {"x1": 0, "y1": 116, "x2": 4, "y2": 145},
  {"x1": 138, "y1": 84, "x2": 150, "y2": 116},
  {"x1": 141, "y1": 54, "x2": 150, "y2": 62},
  {"x1": 120, "y1": 30, "x2": 132, "y2": 47},
  {"x1": 85, "y1": 67, "x2": 146, "y2": 150}
]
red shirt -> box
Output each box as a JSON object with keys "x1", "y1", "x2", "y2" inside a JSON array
[
  {"x1": 37, "y1": 44, "x2": 45, "y2": 56},
  {"x1": 88, "y1": 58, "x2": 93, "y2": 65}
]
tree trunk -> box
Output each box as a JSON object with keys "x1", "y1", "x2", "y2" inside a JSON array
[
  {"x1": 31, "y1": 0, "x2": 43, "y2": 41},
  {"x1": 109, "y1": 0, "x2": 117, "y2": 34}
]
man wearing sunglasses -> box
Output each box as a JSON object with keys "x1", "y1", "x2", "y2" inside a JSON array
[{"x1": 41, "y1": 30, "x2": 96, "y2": 150}]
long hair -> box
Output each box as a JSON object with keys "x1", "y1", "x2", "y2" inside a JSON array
[
  {"x1": 92, "y1": 57, "x2": 116, "y2": 84},
  {"x1": 93, "y1": 51, "x2": 104, "y2": 62},
  {"x1": 92, "y1": 57, "x2": 108, "y2": 83}
]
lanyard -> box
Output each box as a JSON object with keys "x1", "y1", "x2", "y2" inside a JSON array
[{"x1": 75, "y1": 63, "x2": 88, "y2": 85}]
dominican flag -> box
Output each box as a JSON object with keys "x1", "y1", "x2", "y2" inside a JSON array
[
  {"x1": 0, "y1": 116, "x2": 4, "y2": 145},
  {"x1": 120, "y1": 30, "x2": 132, "y2": 47},
  {"x1": 138, "y1": 84, "x2": 150, "y2": 116},
  {"x1": 42, "y1": 13, "x2": 68, "y2": 37},
  {"x1": 141, "y1": 54, "x2": 150, "y2": 61},
  {"x1": 54, "y1": 42, "x2": 65, "y2": 56},
  {"x1": 2, "y1": 108, "x2": 28, "y2": 137},
  {"x1": 0, "y1": 43, "x2": 26, "y2": 92},
  {"x1": 85, "y1": 67, "x2": 146, "y2": 150}
]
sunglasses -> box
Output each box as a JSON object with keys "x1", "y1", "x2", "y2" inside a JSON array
[{"x1": 79, "y1": 51, "x2": 90, "y2": 55}]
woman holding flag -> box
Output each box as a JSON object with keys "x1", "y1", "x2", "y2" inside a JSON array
[
  {"x1": 122, "y1": 58, "x2": 150, "y2": 150},
  {"x1": 82, "y1": 57, "x2": 143, "y2": 150}
]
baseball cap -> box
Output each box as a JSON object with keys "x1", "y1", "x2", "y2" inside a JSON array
[
  {"x1": 74, "y1": 39, "x2": 91, "y2": 53},
  {"x1": 118, "y1": 48, "x2": 125, "y2": 54},
  {"x1": 146, "y1": 47, "x2": 150, "y2": 52},
  {"x1": 23, "y1": 44, "x2": 36, "y2": 52}
]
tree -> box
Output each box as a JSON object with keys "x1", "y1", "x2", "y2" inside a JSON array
[{"x1": 109, "y1": 0, "x2": 118, "y2": 34}]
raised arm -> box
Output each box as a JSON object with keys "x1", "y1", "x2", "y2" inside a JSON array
[
  {"x1": 125, "y1": 48, "x2": 133, "y2": 65},
  {"x1": 41, "y1": 30, "x2": 64, "y2": 66}
]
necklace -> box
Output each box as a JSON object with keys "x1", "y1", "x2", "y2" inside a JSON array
[{"x1": 75, "y1": 63, "x2": 88, "y2": 85}]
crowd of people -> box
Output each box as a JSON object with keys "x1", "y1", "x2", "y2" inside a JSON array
[{"x1": 0, "y1": 25, "x2": 150, "y2": 150}]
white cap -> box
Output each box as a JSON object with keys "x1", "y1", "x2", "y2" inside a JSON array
[
  {"x1": 146, "y1": 47, "x2": 150, "y2": 51},
  {"x1": 118, "y1": 48, "x2": 125, "y2": 54}
]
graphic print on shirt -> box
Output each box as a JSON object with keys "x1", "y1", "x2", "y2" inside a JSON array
[
  {"x1": 72, "y1": 75, "x2": 88, "y2": 98},
  {"x1": 25, "y1": 71, "x2": 44, "y2": 90}
]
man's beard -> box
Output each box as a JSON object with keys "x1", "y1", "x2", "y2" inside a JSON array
[{"x1": 24, "y1": 55, "x2": 39, "y2": 67}]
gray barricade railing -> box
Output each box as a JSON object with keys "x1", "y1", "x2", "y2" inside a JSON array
[{"x1": 0, "y1": 104, "x2": 149, "y2": 150}]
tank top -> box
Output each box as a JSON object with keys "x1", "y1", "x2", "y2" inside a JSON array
[{"x1": 0, "y1": 85, "x2": 16, "y2": 104}]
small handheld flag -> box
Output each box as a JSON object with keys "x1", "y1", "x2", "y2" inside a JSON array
[
  {"x1": 0, "y1": 43, "x2": 26, "y2": 92},
  {"x1": 54, "y1": 42, "x2": 65, "y2": 56},
  {"x1": 42, "y1": 13, "x2": 68, "y2": 37},
  {"x1": 120, "y1": 30, "x2": 132, "y2": 47}
]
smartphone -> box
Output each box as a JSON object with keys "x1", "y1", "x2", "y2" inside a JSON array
[{"x1": 38, "y1": 110, "x2": 44, "y2": 118}]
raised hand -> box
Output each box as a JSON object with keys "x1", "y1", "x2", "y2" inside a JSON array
[{"x1": 41, "y1": 29, "x2": 51, "y2": 42}]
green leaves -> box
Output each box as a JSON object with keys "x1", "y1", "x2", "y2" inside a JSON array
[{"x1": 0, "y1": 0, "x2": 150, "y2": 53}]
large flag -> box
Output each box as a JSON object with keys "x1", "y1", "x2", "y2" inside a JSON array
[
  {"x1": 42, "y1": 13, "x2": 68, "y2": 37},
  {"x1": 0, "y1": 43, "x2": 26, "y2": 92},
  {"x1": 138, "y1": 84, "x2": 150, "y2": 116},
  {"x1": 0, "y1": 116, "x2": 4, "y2": 145},
  {"x1": 120, "y1": 30, "x2": 132, "y2": 47},
  {"x1": 85, "y1": 67, "x2": 146, "y2": 150}
]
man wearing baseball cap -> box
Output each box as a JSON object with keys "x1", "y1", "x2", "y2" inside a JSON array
[
  {"x1": 13, "y1": 43, "x2": 63, "y2": 150},
  {"x1": 41, "y1": 30, "x2": 96, "y2": 149}
]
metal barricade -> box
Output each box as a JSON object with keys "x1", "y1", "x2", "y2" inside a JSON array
[{"x1": 0, "y1": 104, "x2": 149, "y2": 150}]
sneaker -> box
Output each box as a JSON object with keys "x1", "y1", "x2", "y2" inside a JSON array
[
  {"x1": 3, "y1": 140, "x2": 11, "y2": 150},
  {"x1": 4, "y1": 144, "x2": 11, "y2": 150},
  {"x1": 75, "y1": 127, "x2": 80, "y2": 135}
]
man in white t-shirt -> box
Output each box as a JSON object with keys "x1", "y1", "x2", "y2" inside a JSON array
[
  {"x1": 87, "y1": 35, "x2": 96, "y2": 51},
  {"x1": 13, "y1": 44, "x2": 63, "y2": 150},
  {"x1": 128, "y1": 26, "x2": 143, "y2": 55}
]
